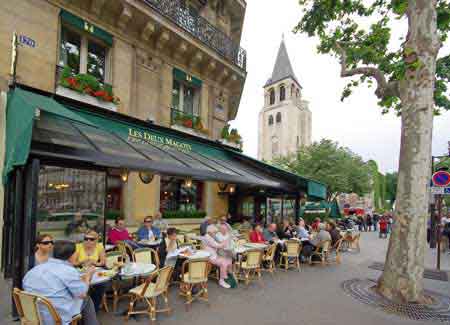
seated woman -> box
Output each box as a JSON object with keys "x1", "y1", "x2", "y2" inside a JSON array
[
  {"x1": 34, "y1": 234, "x2": 54, "y2": 266},
  {"x1": 74, "y1": 229, "x2": 106, "y2": 312},
  {"x1": 159, "y1": 227, "x2": 188, "y2": 281},
  {"x1": 202, "y1": 225, "x2": 233, "y2": 289},
  {"x1": 249, "y1": 224, "x2": 266, "y2": 243}
]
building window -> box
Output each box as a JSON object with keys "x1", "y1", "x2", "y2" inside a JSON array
[
  {"x1": 297, "y1": 136, "x2": 299, "y2": 147},
  {"x1": 268, "y1": 115, "x2": 274, "y2": 126},
  {"x1": 291, "y1": 84, "x2": 295, "y2": 97},
  {"x1": 59, "y1": 25, "x2": 109, "y2": 83},
  {"x1": 269, "y1": 89, "x2": 275, "y2": 105},
  {"x1": 280, "y1": 85, "x2": 286, "y2": 102},
  {"x1": 276, "y1": 112, "x2": 282, "y2": 123},
  {"x1": 172, "y1": 79, "x2": 200, "y2": 116},
  {"x1": 272, "y1": 136, "x2": 279, "y2": 156},
  {"x1": 296, "y1": 89, "x2": 300, "y2": 98},
  {"x1": 160, "y1": 177, "x2": 203, "y2": 212}
]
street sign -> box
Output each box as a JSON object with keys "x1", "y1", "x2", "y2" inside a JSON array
[
  {"x1": 431, "y1": 187, "x2": 450, "y2": 195},
  {"x1": 432, "y1": 171, "x2": 450, "y2": 187}
]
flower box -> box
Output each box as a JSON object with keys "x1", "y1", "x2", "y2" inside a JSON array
[
  {"x1": 218, "y1": 138, "x2": 242, "y2": 150},
  {"x1": 56, "y1": 86, "x2": 118, "y2": 112},
  {"x1": 171, "y1": 124, "x2": 209, "y2": 139}
]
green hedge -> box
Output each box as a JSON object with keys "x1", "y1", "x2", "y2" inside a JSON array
[{"x1": 162, "y1": 210, "x2": 206, "y2": 219}]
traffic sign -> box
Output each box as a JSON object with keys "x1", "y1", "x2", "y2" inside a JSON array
[
  {"x1": 431, "y1": 187, "x2": 450, "y2": 195},
  {"x1": 432, "y1": 171, "x2": 450, "y2": 187}
]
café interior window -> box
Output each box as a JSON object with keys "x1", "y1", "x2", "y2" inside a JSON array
[
  {"x1": 160, "y1": 177, "x2": 203, "y2": 212},
  {"x1": 59, "y1": 25, "x2": 108, "y2": 83},
  {"x1": 37, "y1": 166, "x2": 106, "y2": 242}
]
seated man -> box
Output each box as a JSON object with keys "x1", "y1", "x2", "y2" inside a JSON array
[
  {"x1": 326, "y1": 220, "x2": 342, "y2": 246},
  {"x1": 108, "y1": 216, "x2": 138, "y2": 248},
  {"x1": 23, "y1": 240, "x2": 99, "y2": 325},
  {"x1": 65, "y1": 212, "x2": 90, "y2": 242},
  {"x1": 137, "y1": 216, "x2": 161, "y2": 241},
  {"x1": 153, "y1": 212, "x2": 169, "y2": 234},
  {"x1": 263, "y1": 223, "x2": 279, "y2": 243},
  {"x1": 200, "y1": 216, "x2": 213, "y2": 236},
  {"x1": 310, "y1": 223, "x2": 332, "y2": 248}
]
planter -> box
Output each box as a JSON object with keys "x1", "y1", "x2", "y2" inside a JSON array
[
  {"x1": 219, "y1": 138, "x2": 242, "y2": 150},
  {"x1": 171, "y1": 124, "x2": 209, "y2": 139},
  {"x1": 56, "y1": 86, "x2": 118, "y2": 112}
]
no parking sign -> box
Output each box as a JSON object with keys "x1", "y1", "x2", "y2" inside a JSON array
[{"x1": 432, "y1": 171, "x2": 450, "y2": 187}]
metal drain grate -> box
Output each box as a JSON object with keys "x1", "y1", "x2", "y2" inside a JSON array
[
  {"x1": 341, "y1": 278, "x2": 450, "y2": 322},
  {"x1": 368, "y1": 262, "x2": 449, "y2": 282}
]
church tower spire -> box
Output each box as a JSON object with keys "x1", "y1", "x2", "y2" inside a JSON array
[{"x1": 258, "y1": 37, "x2": 312, "y2": 162}]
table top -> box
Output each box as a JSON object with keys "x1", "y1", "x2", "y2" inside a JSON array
[
  {"x1": 138, "y1": 239, "x2": 162, "y2": 246},
  {"x1": 119, "y1": 262, "x2": 156, "y2": 278},
  {"x1": 179, "y1": 250, "x2": 211, "y2": 260},
  {"x1": 105, "y1": 244, "x2": 115, "y2": 251},
  {"x1": 90, "y1": 268, "x2": 116, "y2": 285},
  {"x1": 243, "y1": 243, "x2": 268, "y2": 250}
]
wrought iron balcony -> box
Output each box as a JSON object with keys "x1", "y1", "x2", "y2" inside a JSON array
[{"x1": 141, "y1": 0, "x2": 247, "y2": 71}]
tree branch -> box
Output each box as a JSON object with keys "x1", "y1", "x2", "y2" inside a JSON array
[{"x1": 336, "y1": 43, "x2": 400, "y2": 98}]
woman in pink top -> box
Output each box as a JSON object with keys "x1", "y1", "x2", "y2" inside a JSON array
[{"x1": 203, "y1": 225, "x2": 233, "y2": 289}]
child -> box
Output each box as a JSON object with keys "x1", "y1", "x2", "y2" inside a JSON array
[{"x1": 379, "y1": 217, "x2": 388, "y2": 238}]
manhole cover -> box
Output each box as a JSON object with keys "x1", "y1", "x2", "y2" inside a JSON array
[{"x1": 341, "y1": 279, "x2": 450, "y2": 322}]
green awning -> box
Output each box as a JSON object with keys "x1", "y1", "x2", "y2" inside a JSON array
[
  {"x1": 3, "y1": 88, "x2": 96, "y2": 184},
  {"x1": 60, "y1": 10, "x2": 113, "y2": 46},
  {"x1": 173, "y1": 68, "x2": 202, "y2": 88},
  {"x1": 4, "y1": 88, "x2": 327, "y2": 198}
]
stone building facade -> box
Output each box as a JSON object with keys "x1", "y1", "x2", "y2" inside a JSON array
[
  {"x1": 257, "y1": 38, "x2": 311, "y2": 162},
  {"x1": 0, "y1": 0, "x2": 247, "y2": 227}
]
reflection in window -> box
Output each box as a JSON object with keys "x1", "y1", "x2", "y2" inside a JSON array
[
  {"x1": 37, "y1": 166, "x2": 106, "y2": 242},
  {"x1": 59, "y1": 27, "x2": 81, "y2": 73},
  {"x1": 160, "y1": 177, "x2": 203, "y2": 212},
  {"x1": 87, "y1": 41, "x2": 106, "y2": 82}
]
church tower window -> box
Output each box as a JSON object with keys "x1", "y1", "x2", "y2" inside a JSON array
[
  {"x1": 268, "y1": 115, "x2": 274, "y2": 126},
  {"x1": 280, "y1": 85, "x2": 286, "y2": 102},
  {"x1": 269, "y1": 89, "x2": 275, "y2": 105},
  {"x1": 276, "y1": 112, "x2": 282, "y2": 123}
]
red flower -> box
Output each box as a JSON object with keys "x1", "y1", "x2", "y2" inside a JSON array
[
  {"x1": 84, "y1": 87, "x2": 93, "y2": 95},
  {"x1": 183, "y1": 119, "x2": 193, "y2": 128},
  {"x1": 67, "y1": 77, "x2": 77, "y2": 85},
  {"x1": 93, "y1": 90, "x2": 106, "y2": 97},
  {"x1": 103, "y1": 95, "x2": 113, "y2": 102}
]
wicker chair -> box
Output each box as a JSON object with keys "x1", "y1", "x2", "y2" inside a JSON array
[
  {"x1": 328, "y1": 238, "x2": 344, "y2": 264},
  {"x1": 116, "y1": 240, "x2": 134, "y2": 261},
  {"x1": 179, "y1": 259, "x2": 210, "y2": 310},
  {"x1": 125, "y1": 266, "x2": 173, "y2": 322},
  {"x1": 309, "y1": 240, "x2": 331, "y2": 265},
  {"x1": 133, "y1": 247, "x2": 160, "y2": 269},
  {"x1": 262, "y1": 243, "x2": 277, "y2": 276},
  {"x1": 13, "y1": 288, "x2": 82, "y2": 325},
  {"x1": 236, "y1": 249, "x2": 263, "y2": 285},
  {"x1": 279, "y1": 240, "x2": 301, "y2": 272}
]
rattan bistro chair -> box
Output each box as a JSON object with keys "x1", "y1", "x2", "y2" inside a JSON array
[
  {"x1": 179, "y1": 259, "x2": 211, "y2": 310},
  {"x1": 116, "y1": 240, "x2": 134, "y2": 261},
  {"x1": 13, "y1": 288, "x2": 82, "y2": 325},
  {"x1": 309, "y1": 240, "x2": 331, "y2": 266},
  {"x1": 236, "y1": 249, "x2": 263, "y2": 286},
  {"x1": 279, "y1": 240, "x2": 301, "y2": 272},
  {"x1": 133, "y1": 247, "x2": 160, "y2": 269},
  {"x1": 262, "y1": 243, "x2": 277, "y2": 276},
  {"x1": 328, "y1": 238, "x2": 344, "y2": 264},
  {"x1": 125, "y1": 266, "x2": 174, "y2": 323}
]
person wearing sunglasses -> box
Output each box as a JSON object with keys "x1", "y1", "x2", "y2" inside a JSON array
[
  {"x1": 137, "y1": 216, "x2": 161, "y2": 241},
  {"x1": 74, "y1": 230, "x2": 106, "y2": 312},
  {"x1": 34, "y1": 234, "x2": 54, "y2": 266}
]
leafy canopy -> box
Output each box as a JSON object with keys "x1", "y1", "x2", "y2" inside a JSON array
[
  {"x1": 294, "y1": 0, "x2": 450, "y2": 115},
  {"x1": 272, "y1": 139, "x2": 371, "y2": 200}
]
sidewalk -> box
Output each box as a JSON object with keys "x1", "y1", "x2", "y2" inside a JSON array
[{"x1": 2, "y1": 232, "x2": 449, "y2": 325}]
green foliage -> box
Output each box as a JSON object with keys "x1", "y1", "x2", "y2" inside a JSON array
[
  {"x1": 221, "y1": 124, "x2": 230, "y2": 139},
  {"x1": 294, "y1": 0, "x2": 450, "y2": 114},
  {"x1": 273, "y1": 139, "x2": 371, "y2": 201},
  {"x1": 162, "y1": 210, "x2": 206, "y2": 219}
]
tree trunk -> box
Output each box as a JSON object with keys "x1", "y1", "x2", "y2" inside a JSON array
[{"x1": 377, "y1": 0, "x2": 441, "y2": 303}]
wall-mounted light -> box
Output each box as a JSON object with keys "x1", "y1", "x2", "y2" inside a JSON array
[
  {"x1": 218, "y1": 183, "x2": 228, "y2": 192},
  {"x1": 121, "y1": 169, "x2": 129, "y2": 182},
  {"x1": 184, "y1": 177, "x2": 193, "y2": 188},
  {"x1": 229, "y1": 184, "x2": 236, "y2": 194}
]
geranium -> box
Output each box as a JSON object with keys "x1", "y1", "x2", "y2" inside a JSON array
[{"x1": 183, "y1": 119, "x2": 193, "y2": 128}]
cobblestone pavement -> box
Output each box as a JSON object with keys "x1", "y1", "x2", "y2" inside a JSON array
[{"x1": 2, "y1": 232, "x2": 450, "y2": 325}]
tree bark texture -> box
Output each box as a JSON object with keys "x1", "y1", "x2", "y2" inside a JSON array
[{"x1": 377, "y1": 0, "x2": 441, "y2": 303}]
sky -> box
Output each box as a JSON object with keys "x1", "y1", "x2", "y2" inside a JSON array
[{"x1": 230, "y1": 0, "x2": 450, "y2": 173}]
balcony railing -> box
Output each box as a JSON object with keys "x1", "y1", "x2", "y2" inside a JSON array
[{"x1": 142, "y1": 0, "x2": 247, "y2": 71}]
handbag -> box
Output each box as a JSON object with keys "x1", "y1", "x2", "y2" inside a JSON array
[{"x1": 224, "y1": 272, "x2": 237, "y2": 288}]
